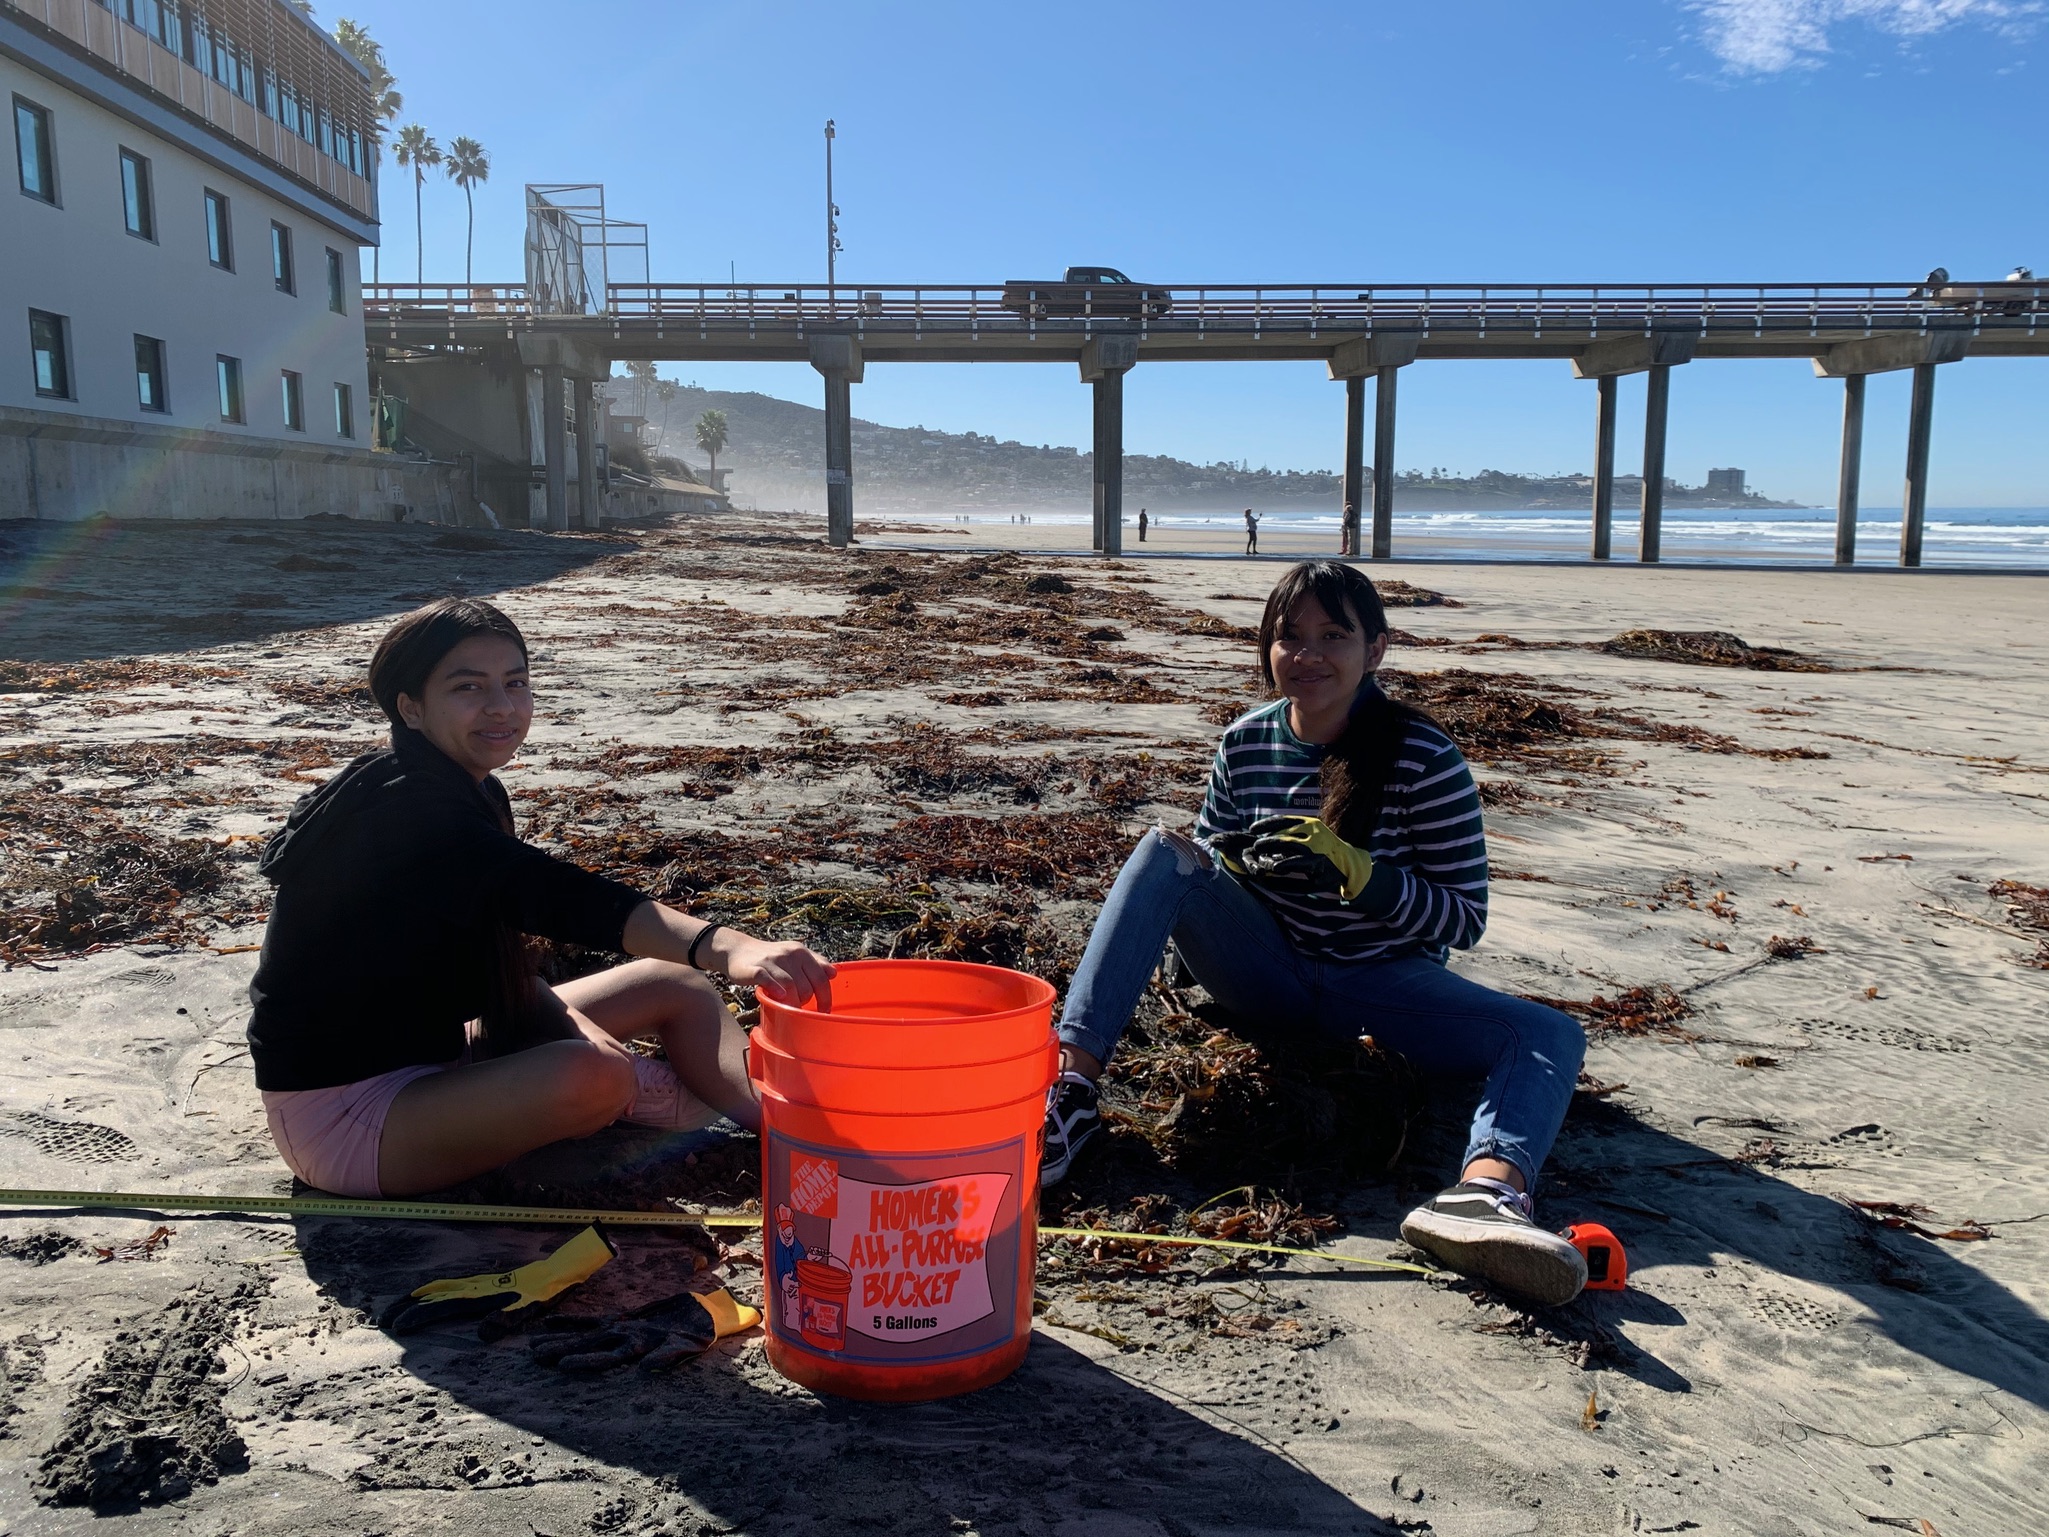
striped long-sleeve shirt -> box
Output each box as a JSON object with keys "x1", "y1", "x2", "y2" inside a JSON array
[{"x1": 1192, "y1": 696, "x2": 1489, "y2": 962}]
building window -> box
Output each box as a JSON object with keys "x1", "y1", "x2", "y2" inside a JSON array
[
  {"x1": 135, "y1": 334, "x2": 168, "y2": 412},
  {"x1": 216, "y1": 354, "x2": 243, "y2": 422},
  {"x1": 326, "y1": 247, "x2": 346, "y2": 314},
  {"x1": 13, "y1": 96, "x2": 56, "y2": 204},
  {"x1": 333, "y1": 381, "x2": 354, "y2": 439},
  {"x1": 30, "y1": 310, "x2": 72, "y2": 399},
  {"x1": 119, "y1": 148, "x2": 155, "y2": 240},
  {"x1": 280, "y1": 369, "x2": 303, "y2": 431},
  {"x1": 204, "y1": 188, "x2": 232, "y2": 269},
  {"x1": 271, "y1": 222, "x2": 294, "y2": 293}
]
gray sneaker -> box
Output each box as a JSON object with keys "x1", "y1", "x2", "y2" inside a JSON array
[
  {"x1": 1400, "y1": 1181, "x2": 1588, "y2": 1307},
  {"x1": 1039, "y1": 1073, "x2": 1101, "y2": 1188}
]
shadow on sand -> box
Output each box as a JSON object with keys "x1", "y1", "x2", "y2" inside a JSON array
[
  {"x1": 1533, "y1": 1088, "x2": 2049, "y2": 1410},
  {"x1": 0, "y1": 519, "x2": 622, "y2": 663},
  {"x1": 281, "y1": 1086, "x2": 2049, "y2": 1533},
  {"x1": 292, "y1": 1125, "x2": 1397, "y2": 1535}
]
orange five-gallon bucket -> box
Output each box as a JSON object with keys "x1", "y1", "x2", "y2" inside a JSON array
[{"x1": 751, "y1": 958, "x2": 1058, "y2": 1402}]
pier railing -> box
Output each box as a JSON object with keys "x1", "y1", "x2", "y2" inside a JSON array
[{"x1": 363, "y1": 280, "x2": 2046, "y2": 337}]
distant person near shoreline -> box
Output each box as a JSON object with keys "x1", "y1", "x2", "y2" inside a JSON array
[
  {"x1": 1138, "y1": 508, "x2": 1149, "y2": 543},
  {"x1": 1341, "y1": 502, "x2": 1356, "y2": 557},
  {"x1": 1244, "y1": 508, "x2": 1260, "y2": 556}
]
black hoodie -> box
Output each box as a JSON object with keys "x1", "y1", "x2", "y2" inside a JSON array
[{"x1": 246, "y1": 729, "x2": 646, "y2": 1092}]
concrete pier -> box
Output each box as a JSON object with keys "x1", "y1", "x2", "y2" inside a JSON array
[
  {"x1": 1570, "y1": 331, "x2": 1694, "y2": 566},
  {"x1": 1328, "y1": 336, "x2": 1416, "y2": 562},
  {"x1": 1081, "y1": 334, "x2": 1138, "y2": 557},
  {"x1": 1812, "y1": 328, "x2": 1965, "y2": 571},
  {"x1": 1342, "y1": 375, "x2": 1365, "y2": 558},
  {"x1": 542, "y1": 364, "x2": 567, "y2": 533},
  {"x1": 1640, "y1": 362, "x2": 1671, "y2": 563},
  {"x1": 1834, "y1": 373, "x2": 1865, "y2": 565},
  {"x1": 1591, "y1": 373, "x2": 1617, "y2": 561},
  {"x1": 809, "y1": 334, "x2": 863, "y2": 549},
  {"x1": 1901, "y1": 362, "x2": 1935, "y2": 568}
]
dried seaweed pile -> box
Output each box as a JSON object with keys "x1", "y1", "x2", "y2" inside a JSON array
[
  {"x1": 265, "y1": 675, "x2": 377, "y2": 715},
  {"x1": 1599, "y1": 629, "x2": 1834, "y2": 672},
  {"x1": 1524, "y1": 985, "x2": 1697, "y2": 1039},
  {"x1": 1385, "y1": 667, "x2": 1828, "y2": 771},
  {"x1": 0, "y1": 659, "x2": 242, "y2": 693},
  {"x1": 852, "y1": 813, "x2": 1134, "y2": 895},
  {"x1": 1085, "y1": 999, "x2": 1423, "y2": 1184},
  {"x1": 1375, "y1": 580, "x2": 1463, "y2": 609},
  {"x1": 1035, "y1": 999, "x2": 1406, "y2": 1288},
  {"x1": 1988, "y1": 877, "x2": 2049, "y2": 968},
  {"x1": 0, "y1": 789, "x2": 233, "y2": 963},
  {"x1": 0, "y1": 734, "x2": 372, "y2": 962}
]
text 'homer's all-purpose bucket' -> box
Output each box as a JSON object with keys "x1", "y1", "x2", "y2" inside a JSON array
[{"x1": 750, "y1": 958, "x2": 1058, "y2": 1402}]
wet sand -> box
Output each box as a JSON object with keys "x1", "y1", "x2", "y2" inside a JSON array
[{"x1": 2, "y1": 511, "x2": 2046, "y2": 1536}]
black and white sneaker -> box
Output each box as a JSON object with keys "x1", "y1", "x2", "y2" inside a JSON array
[
  {"x1": 1039, "y1": 1072, "x2": 1101, "y2": 1188},
  {"x1": 1399, "y1": 1180, "x2": 1588, "y2": 1307}
]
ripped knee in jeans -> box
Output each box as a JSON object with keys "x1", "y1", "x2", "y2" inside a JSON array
[{"x1": 1154, "y1": 825, "x2": 1212, "y2": 876}]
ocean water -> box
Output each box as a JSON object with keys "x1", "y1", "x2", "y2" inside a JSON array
[{"x1": 888, "y1": 504, "x2": 2049, "y2": 567}]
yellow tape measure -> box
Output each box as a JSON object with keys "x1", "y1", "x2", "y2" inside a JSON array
[{"x1": 0, "y1": 1186, "x2": 1431, "y2": 1276}]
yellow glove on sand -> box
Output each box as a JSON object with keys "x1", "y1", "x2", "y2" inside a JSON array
[{"x1": 383, "y1": 1225, "x2": 616, "y2": 1334}]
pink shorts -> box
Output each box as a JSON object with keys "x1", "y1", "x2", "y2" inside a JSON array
[{"x1": 262, "y1": 1061, "x2": 453, "y2": 1198}]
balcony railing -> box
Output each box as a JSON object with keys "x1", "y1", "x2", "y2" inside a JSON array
[{"x1": 4, "y1": 0, "x2": 376, "y2": 223}]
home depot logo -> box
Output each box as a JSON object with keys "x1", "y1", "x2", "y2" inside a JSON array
[{"x1": 790, "y1": 1152, "x2": 839, "y2": 1219}]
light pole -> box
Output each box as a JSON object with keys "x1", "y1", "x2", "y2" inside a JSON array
[{"x1": 825, "y1": 119, "x2": 842, "y2": 314}]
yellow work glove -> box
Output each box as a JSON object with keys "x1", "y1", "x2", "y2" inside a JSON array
[
  {"x1": 381, "y1": 1225, "x2": 616, "y2": 1335},
  {"x1": 1242, "y1": 815, "x2": 1375, "y2": 901}
]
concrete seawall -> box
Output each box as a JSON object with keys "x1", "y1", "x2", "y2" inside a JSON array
[{"x1": 1, "y1": 404, "x2": 465, "y2": 523}]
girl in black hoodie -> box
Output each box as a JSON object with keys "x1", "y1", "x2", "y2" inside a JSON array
[{"x1": 248, "y1": 598, "x2": 833, "y2": 1198}]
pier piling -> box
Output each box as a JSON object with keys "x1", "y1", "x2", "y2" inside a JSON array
[
  {"x1": 1639, "y1": 363, "x2": 1671, "y2": 563},
  {"x1": 1592, "y1": 374, "x2": 1617, "y2": 561},
  {"x1": 573, "y1": 374, "x2": 597, "y2": 530},
  {"x1": 1080, "y1": 334, "x2": 1138, "y2": 558},
  {"x1": 1834, "y1": 374, "x2": 1865, "y2": 565},
  {"x1": 1901, "y1": 361, "x2": 1936, "y2": 568},
  {"x1": 543, "y1": 364, "x2": 568, "y2": 533},
  {"x1": 1372, "y1": 366, "x2": 1397, "y2": 559},
  {"x1": 1092, "y1": 373, "x2": 1125, "y2": 555},
  {"x1": 809, "y1": 334, "x2": 864, "y2": 549},
  {"x1": 1342, "y1": 375, "x2": 1365, "y2": 559}
]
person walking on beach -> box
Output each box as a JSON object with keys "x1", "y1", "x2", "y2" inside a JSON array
[
  {"x1": 1340, "y1": 502, "x2": 1356, "y2": 558},
  {"x1": 1244, "y1": 508, "x2": 1260, "y2": 555},
  {"x1": 1039, "y1": 560, "x2": 1590, "y2": 1306},
  {"x1": 246, "y1": 598, "x2": 835, "y2": 1199},
  {"x1": 1138, "y1": 508, "x2": 1149, "y2": 543}
]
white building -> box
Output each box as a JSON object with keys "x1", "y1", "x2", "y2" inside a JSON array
[{"x1": 3, "y1": 0, "x2": 453, "y2": 520}]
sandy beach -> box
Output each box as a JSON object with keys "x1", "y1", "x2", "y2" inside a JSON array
[{"x1": 2, "y1": 509, "x2": 2046, "y2": 1536}]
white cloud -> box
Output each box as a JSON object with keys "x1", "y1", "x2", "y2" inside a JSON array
[{"x1": 1689, "y1": 0, "x2": 2036, "y2": 72}]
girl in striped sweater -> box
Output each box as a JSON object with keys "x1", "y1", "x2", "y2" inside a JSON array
[{"x1": 1044, "y1": 560, "x2": 1589, "y2": 1306}]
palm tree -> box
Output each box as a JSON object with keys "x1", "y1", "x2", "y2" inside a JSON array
[
  {"x1": 654, "y1": 379, "x2": 678, "y2": 455},
  {"x1": 625, "y1": 360, "x2": 658, "y2": 419},
  {"x1": 695, "y1": 409, "x2": 729, "y2": 488},
  {"x1": 443, "y1": 137, "x2": 489, "y2": 286},
  {"x1": 333, "y1": 21, "x2": 400, "y2": 283},
  {"x1": 392, "y1": 124, "x2": 440, "y2": 286}
]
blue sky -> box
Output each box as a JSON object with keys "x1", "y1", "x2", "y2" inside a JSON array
[{"x1": 339, "y1": 0, "x2": 2046, "y2": 505}]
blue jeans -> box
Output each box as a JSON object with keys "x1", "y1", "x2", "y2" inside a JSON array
[{"x1": 1058, "y1": 830, "x2": 1585, "y2": 1189}]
